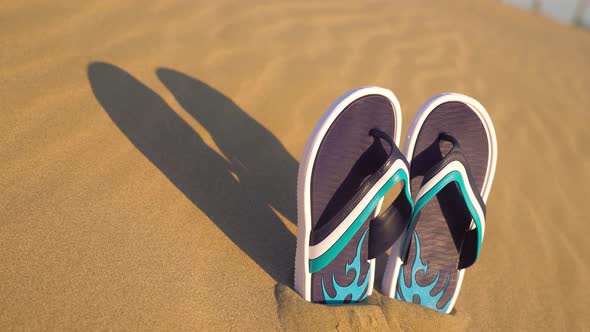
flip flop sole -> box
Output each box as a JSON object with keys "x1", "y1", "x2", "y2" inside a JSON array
[
  {"x1": 382, "y1": 93, "x2": 497, "y2": 313},
  {"x1": 295, "y1": 87, "x2": 401, "y2": 303}
]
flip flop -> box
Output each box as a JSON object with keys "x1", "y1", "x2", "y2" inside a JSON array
[
  {"x1": 381, "y1": 93, "x2": 497, "y2": 313},
  {"x1": 294, "y1": 87, "x2": 413, "y2": 304}
]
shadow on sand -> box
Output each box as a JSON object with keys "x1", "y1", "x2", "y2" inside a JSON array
[{"x1": 87, "y1": 62, "x2": 298, "y2": 284}]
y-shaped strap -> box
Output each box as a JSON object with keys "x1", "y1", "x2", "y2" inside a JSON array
[
  {"x1": 366, "y1": 129, "x2": 413, "y2": 259},
  {"x1": 308, "y1": 129, "x2": 413, "y2": 273},
  {"x1": 400, "y1": 133, "x2": 486, "y2": 270}
]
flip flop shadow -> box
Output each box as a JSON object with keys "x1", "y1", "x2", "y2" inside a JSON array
[{"x1": 88, "y1": 62, "x2": 297, "y2": 284}]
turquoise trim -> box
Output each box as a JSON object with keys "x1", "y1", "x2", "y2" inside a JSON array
[
  {"x1": 309, "y1": 168, "x2": 412, "y2": 273},
  {"x1": 402, "y1": 170, "x2": 484, "y2": 263}
]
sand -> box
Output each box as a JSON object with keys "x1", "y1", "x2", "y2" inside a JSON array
[{"x1": 1, "y1": 0, "x2": 589, "y2": 330}]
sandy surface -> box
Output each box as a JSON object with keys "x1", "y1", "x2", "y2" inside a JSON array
[{"x1": 1, "y1": 0, "x2": 589, "y2": 330}]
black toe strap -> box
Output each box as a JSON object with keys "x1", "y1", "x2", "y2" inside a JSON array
[
  {"x1": 400, "y1": 133, "x2": 486, "y2": 269},
  {"x1": 366, "y1": 129, "x2": 413, "y2": 259},
  {"x1": 308, "y1": 128, "x2": 414, "y2": 273}
]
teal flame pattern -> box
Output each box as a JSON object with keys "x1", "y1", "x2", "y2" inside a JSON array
[
  {"x1": 321, "y1": 229, "x2": 370, "y2": 304},
  {"x1": 396, "y1": 232, "x2": 451, "y2": 312}
]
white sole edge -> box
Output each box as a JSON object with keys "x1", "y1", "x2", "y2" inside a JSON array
[
  {"x1": 294, "y1": 86, "x2": 402, "y2": 302},
  {"x1": 381, "y1": 93, "x2": 498, "y2": 314}
]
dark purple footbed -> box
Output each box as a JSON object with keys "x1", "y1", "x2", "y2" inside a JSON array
[
  {"x1": 399, "y1": 101, "x2": 489, "y2": 310},
  {"x1": 309, "y1": 94, "x2": 395, "y2": 302}
]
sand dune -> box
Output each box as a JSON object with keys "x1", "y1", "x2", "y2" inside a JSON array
[{"x1": 1, "y1": 0, "x2": 589, "y2": 330}]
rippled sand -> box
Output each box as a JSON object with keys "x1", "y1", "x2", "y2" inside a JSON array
[{"x1": 1, "y1": 0, "x2": 589, "y2": 330}]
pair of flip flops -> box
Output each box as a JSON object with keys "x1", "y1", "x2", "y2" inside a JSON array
[{"x1": 294, "y1": 87, "x2": 497, "y2": 313}]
